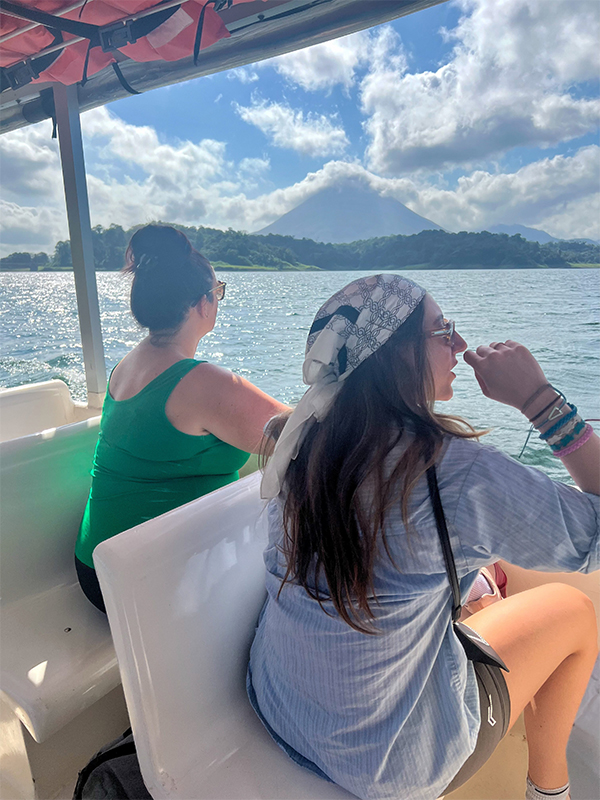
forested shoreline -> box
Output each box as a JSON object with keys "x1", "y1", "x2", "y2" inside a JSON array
[{"x1": 2, "y1": 223, "x2": 599, "y2": 272}]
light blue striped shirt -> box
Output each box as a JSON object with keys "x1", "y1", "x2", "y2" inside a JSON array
[{"x1": 249, "y1": 436, "x2": 599, "y2": 800}]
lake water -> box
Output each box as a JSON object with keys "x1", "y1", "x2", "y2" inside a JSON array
[{"x1": 1, "y1": 268, "x2": 599, "y2": 482}]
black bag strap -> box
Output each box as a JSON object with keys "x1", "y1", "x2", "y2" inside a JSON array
[
  {"x1": 426, "y1": 465, "x2": 461, "y2": 622},
  {"x1": 73, "y1": 728, "x2": 134, "y2": 799}
]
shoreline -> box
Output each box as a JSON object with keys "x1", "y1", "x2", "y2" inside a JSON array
[{"x1": 2, "y1": 262, "x2": 599, "y2": 273}]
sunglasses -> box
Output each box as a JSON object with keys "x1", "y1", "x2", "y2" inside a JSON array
[
  {"x1": 206, "y1": 280, "x2": 226, "y2": 302},
  {"x1": 427, "y1": 318, "x2": 455, "y2": 346}
]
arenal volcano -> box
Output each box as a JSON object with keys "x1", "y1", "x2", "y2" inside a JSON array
[{"x1": 256, "y1": 181, "x2": 443, "y2": 243}]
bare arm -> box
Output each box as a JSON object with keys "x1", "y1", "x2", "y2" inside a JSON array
[
  {"x1": 178, "y1": 363, "x2": 290, "y2": 454},
  {"x1": 463, "y1": 341, "x2": 599, "y2": 495}
]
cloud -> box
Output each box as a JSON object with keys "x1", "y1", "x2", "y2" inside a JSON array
[
  {"x1": 233, "y1": 98, "x2": 349, "y2": 157},
  {"x1": 0, "y1": 200, "x2": 65, "y2": 249},
  {"x1": 227, "y1": 66, "x2": 259, "y2": 84},
  {"x1": 244, "y1": 147, "x2": 600, "y2": 240},
  {"x1": 388, "y1": 145, "x2": 600, "y2": 239},
  {"x1": 0, "y1": 121, "x2": 62, "y2": 205},
  {"x1": 361, "y1": 0, "x2": 600, "y2": 174},
  {"x1": 267, "y1": 30, "x2": 372, "y2": 93},
  {"x1": 82, "y1": 108, "x2": 229, "y2": 183},
  {"x1": 1, "y1": 109, "x2": 597, "y2": 257},
  {"x1": 239, "y1": 156, "x2": 270, "y2": 175},
  {"x1": 0, "y1": 120, "x2": 67, "y2": 252}
]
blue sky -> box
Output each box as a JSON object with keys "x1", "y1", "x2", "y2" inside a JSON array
[
  {"x1": 107, "y1": 2, "x2": 465, "y2": 190},
  {"x1": 1, "y1": 0, "x2": 599, "y2": 255}
]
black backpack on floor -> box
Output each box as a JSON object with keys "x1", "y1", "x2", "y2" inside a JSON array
[{"x1": 73, "y1": 728, "x2": 152, "y2": 800}]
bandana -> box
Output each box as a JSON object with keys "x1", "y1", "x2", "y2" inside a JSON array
[{"x1": 261, "y1": 274, "x2": 426, "y2": 499}]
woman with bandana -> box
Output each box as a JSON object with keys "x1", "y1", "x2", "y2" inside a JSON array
[{"x1": 249, "y1": 275, "x2": 599, "y2": 800}]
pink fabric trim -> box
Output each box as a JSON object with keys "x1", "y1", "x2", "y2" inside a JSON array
[{"x1": 553, "y1": 424, "x2": 593, "y2": 458}]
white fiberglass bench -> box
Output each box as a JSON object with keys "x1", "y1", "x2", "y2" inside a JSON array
[
  {"x1": 0, "y1": 416, "x2": 122, "y2": 745},
  {"x1": 93, "y1": 469, "x2": 600, "y2": 800},
  {"x1": 94, "y1": 472, "x2": 356, "y2": 800},
  {"x1": 0, "y1": 416, "x2": 131, "y2": 800},
  {"x1": 0, "y1": 379, "x2": 93, "y2": 442}
]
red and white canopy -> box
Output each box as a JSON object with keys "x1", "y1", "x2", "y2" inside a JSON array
[{"x1": 0, "y1": 1, "x2": 265, "y2": 89}]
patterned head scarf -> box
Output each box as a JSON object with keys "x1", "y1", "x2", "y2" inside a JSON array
[{"x1": 261, "y1": 274, "x2": 426, "y2": 499}]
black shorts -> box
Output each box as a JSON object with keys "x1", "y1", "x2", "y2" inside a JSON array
[
  {"x1": 75, "y1": 556, "x2": 106, "y2": 613},
  {"x1": 443, "y1": 661, "x2": 511, "y2": 794}
]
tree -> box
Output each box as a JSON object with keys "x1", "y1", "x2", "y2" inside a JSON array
[{"x1": 51, "y1": 240, "x2": 72, "y2": 269}]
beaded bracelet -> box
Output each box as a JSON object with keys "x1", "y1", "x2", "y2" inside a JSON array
[
  {"x1": 539, "y1": 406, "x2": 577, "y2": 441},
  {"x1": 553, "y1": 424, "x2": 593, "y2": 458}
]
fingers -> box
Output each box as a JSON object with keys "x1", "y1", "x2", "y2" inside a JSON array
[
  {"x1": 464, "y1": 340, "x2": 521, "y2": 363},
  {"x1": 463, "y1": 350, "x2": 483, "y2": 367}
]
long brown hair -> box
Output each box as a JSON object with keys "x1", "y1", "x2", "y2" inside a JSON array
[{"x1": 278, "y1": 299, "x2": 482, "y2": 633}]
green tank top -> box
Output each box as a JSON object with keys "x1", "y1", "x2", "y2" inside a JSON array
[{"x1": 76, "y1": 359, "x2": 250, "y2": 568}]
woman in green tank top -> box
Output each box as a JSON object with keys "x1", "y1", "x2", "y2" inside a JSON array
[{"x1": 75, "y1": 225, "x2": 288, "y2": 612}]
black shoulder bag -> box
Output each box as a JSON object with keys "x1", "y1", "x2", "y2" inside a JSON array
[{"x1": 426, "y1": 466, "x2": 509, "y2": 672}]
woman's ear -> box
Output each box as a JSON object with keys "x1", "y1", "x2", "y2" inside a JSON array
[{"x1": 195, "y1": 295, "x2": 213, "y2": 319}]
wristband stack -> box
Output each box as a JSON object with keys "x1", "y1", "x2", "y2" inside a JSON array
[{"x1": 522, "y1": 384, "x2": 593, "y2": 459}]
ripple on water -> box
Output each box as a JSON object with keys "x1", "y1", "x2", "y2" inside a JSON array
[{"x1": 1, "y1": 269, "x2": 599, "y2": 474}]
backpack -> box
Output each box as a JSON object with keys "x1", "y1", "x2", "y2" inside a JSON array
[{"x1": 73, "y1": 728, "x2": 152, "y2": 800}]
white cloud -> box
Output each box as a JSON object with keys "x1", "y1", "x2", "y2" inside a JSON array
[
  {"x1": 245, "y1": 148, "x2": 600, "y2": 240},
  {"x1": 0, "y1": 120, "x2": 67, "y2": 252},
  {"x1": 389, "y1": 145, "x2": 600, "y2": 239},
  {"x1": 239, "y1": 156, "x2": 270, "y2": 175},
  {"x1": 0, "y1": 120, "x2": 62, "y2": 204},
  {"x1": 267, "y1": 30, "x2": 371, "y2": 93},
  {"x1": 227, "y1": 66, "x2": 259, "y2": 84},
  {"x1": 233, "y1": 98, "x2": 349, "y2": 157},
  {"x1": 0, "y1": 200, "x2": 65, "y2": 250},
  {"x1": 361, "y1": 0, "x2": 600, "y2": 174},
  {"x1": 82, "y1": 108, "x2": 229, "y2": 184},
  {"x1": 1, "y1": 109, "x2": 597, "y2": 257}
]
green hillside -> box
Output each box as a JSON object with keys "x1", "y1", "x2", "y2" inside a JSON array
[{"x1": 2, "y1": 223, "x2": 598, "y2": 272}]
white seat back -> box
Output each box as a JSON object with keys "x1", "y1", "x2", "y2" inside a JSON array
[
  {"x1": 94, "y1": 473, "x2": 355, "y2": 800},
  {"x1": 0, "y1": 380, "x2": 78, "y2": 442},
  {"x1": 0, "y1": 417, "x2": 100, "y2": 603},
  {"x1": 0, "y1": 417, "x2": 121, "y2": 743}
]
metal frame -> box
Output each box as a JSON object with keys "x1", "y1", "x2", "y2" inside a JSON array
[
  {"x1": 53, "y1": 82, "x2": 106, "y2": 409},
  {"x1": 2, "y1": 0, "x2": 447, "y2": 410}
]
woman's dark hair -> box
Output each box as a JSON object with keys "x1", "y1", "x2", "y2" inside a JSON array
[
  {"x1": 278, "y1": 300, "x2": 483, "y2": 633},
  {"x1": 123, "y1": 225, "x2": 214, "y2": 344}
]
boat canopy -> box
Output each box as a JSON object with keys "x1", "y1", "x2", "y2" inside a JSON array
[
  {"x1": 0, "y1": 0, "x2": 445, "y2": 409},
  {"x1": 1, "y1": 0, "x2": 445, "y2": 133}
]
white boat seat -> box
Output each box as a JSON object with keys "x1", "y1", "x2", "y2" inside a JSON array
[
  {"x1": 0, "y1": 418, "x2": 120, "y2": 743},
  {"x1": 0, "y1": 379, "x2": 79, "y2": 442},
  {"x1": 94, "y1": 472, "x2": 356, "y2": 800}
]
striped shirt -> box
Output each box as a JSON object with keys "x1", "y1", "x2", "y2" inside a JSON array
[{"x1": 248, "y1": 436, "x2": 599, "y2": 800}]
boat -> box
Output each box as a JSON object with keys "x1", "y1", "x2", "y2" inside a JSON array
[{"x1": 1, "y1": 2, "x2": 598, "y2": 798}]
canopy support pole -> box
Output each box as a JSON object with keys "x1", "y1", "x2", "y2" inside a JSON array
[{"x1": 53, "y1": 82, "x2": 106, "y2": 410}]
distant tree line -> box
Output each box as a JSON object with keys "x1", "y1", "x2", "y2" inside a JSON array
[
  {"x1": 0, "y1": 251, "x2": 49, "y2": 271},
  {"x1": 2, "y1": 224, "x2": 599, "y2": 272}
]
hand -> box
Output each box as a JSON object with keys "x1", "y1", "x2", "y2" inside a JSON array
[{"x1": 463, "y1": 341, "x2": 549, "y2": 411}]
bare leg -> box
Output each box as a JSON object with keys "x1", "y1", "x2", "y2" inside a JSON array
[{"x1": 465, "y1": 583, "x2": 597, "y2": 790}]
